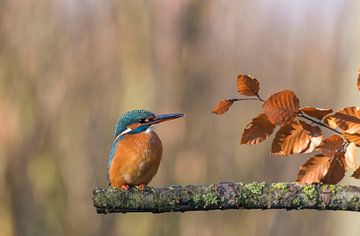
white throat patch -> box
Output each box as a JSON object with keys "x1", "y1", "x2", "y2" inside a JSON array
[
  {"x1": 116, "y1": 127, "x2": 151, "y2": 140},
  {"x1": 118, "y1": 127, "x2": 132, "y2": 138}
]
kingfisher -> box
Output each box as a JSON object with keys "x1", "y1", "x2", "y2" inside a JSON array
[{"x1": 107, "y1": 109, "x2": 184, "y2": 190}]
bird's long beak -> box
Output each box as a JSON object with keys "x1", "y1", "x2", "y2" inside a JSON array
[{"x1": 148, "y1": 113, "x2": 184, "y2": 125}]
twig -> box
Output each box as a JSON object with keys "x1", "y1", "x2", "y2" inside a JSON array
[
  {"x1": 255, "y1": 93, "x2": 265, "y2": 102},
  {"x1": 298, "y1": 112, "x2": 342, "y2": 135},
  {"x1": 229, "y1": 98, "x2": 260, "y2": 102}
]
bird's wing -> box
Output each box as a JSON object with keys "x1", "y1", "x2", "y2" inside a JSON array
[{"x1": 107, "y1": 135, "x2": 123, "y2": 178}]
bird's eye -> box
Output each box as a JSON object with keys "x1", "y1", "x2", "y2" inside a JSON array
[
  {"x1": 139, "y1": 116, "x2": 154, "y2": 123},
  {"x1": 139, "y1": 118, "x2": 150, "y2": 123}
]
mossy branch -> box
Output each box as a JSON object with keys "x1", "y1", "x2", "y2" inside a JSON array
[{"x1": 93, "y1": 182, "x2": 360, "y2": 214}]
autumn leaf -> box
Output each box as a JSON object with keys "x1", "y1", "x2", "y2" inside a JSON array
[
  {"x1": 320, "y1": 135, "x2": 344, "y2": 157},
  {"x1": 352, "y1": 166, "x2": 360, "y2": 179},
  {"x1": 300, "y1": 107, "x2": 333, "y2": 120},
  {"x1": 263, "y1": 90, "x2": 300, "y2": 126},
  {"x1": 237, "y1": 75, "x2": 260, "y2": 96},
  {"x1": 241, "y1": 113, "x2": 276, "y2": 145},
  {"x1": 212, "y1": 99, "x2": 234, "y2": 115},
  {"x1": 344, "y1": 142, "x2": 357, "y2": 170},
  {"x1": 322, "y1": 151, "x2": 346, "y2": 184},
  {"x1": 325, "y1": 106, "x2": 360, "y2": 134},
  {"x1": 271, "y1": 120, "x2": 320, "y2": 155},
  {"x1": 343, "y1": 133, "x2": 360, "y2": 146},
  {"x1": 302, "y1": 125, "x2": 322, "y2": 154},
  {"x1": 325, "y1": 116, "x2": 338, "y2": 129},
  {"x1": 296, "y1": 155, "x2": 330, "y2": 184}
]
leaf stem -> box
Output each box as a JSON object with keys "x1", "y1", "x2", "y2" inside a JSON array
[
  {"x1": 256, "y1": 93, "x2": 265, "y2": 102},
  {"x1": 229, "y1": 98, "x2": 261, "y2": 102},
  {"x1": 297, "y1": 112, "x2": 342, "y2": 135}
]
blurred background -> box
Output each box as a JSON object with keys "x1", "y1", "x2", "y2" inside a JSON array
[{"x1": 1, "y1": 0, "x2": 360, "y2": 235}]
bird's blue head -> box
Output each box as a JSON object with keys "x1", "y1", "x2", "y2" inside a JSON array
[
  {"x1": 108, "y1": 109, "x2": 183, "y2": 173},
  {"x1": 114, "y1": 109, "x2": 184, "y2": 137}
]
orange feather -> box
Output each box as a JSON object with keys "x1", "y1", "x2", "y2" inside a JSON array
[{"x1": 108, "y1": 129, "x2": 163, "y2": 188}]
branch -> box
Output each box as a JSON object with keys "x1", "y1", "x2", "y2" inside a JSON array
[{"x1": 93, "y1": 182, "x2": 360, "y2": 214}]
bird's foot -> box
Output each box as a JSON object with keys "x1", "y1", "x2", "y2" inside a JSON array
[
  {"x1": 135, "y1": 184, "x2": 145, "y2": 191},
  {"x1": 120, "y1": 184, "x2": 129, "y2": 191}
]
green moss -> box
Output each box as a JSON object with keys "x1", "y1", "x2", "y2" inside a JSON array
[
  {"x1": 191, "y1": 187, "x2": 219, "y2": 208},
  {"x1": 164, "y1": 199, "x2": 178, "y2": 210},
  {"x1": 328, "y1": 185, "x2": 336, "y2": 193},
  {"x1": 349, "y1": 196, "x2": 360, "y2": 211},
  {"x1": 246, "y1": 182, "x2": 266, "y2": 196},
  {"x1": 239, "y1": 183, "x2": 267, "y2": 208},
  {"x1": 292, "y1": 197, "x2": 302, "y2": 206},
  {"x1": 220, "y1": 196, "x2": 226, "y2": 203},
  {"x1": 320, "y1": 184, "x2": 336, "y2": 193},
  {"x1": 148, "y1": 186, "x2": 157, "y2": 195},
  {"x1": 271, "y1": 183, "x2": 288, "y2": 200},
  {"x1": 96, "y1": 195, "x2": 108, "y2": 208},
  {"x1": 273, "y1": 183, "x2": 287, "y2": 190},
  {"x1": 203, "y1": 192, "x2": 219, "y2": 207},
  {"x1": 303, "y1": 185, "x2": 317, "y2": 200},
  {"x1": 192, "y1": 193, "x2": 202, "y2": 207}
]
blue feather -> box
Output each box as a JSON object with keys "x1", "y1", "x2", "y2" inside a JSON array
[
  {"x1": 114, "y1": 109, "x2": 155, "y2": 137},
  {"x1": 107, "y1": 135, "x2": 123, "y2": 173}
]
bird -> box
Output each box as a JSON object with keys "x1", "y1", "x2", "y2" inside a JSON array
[{"x1": 107, "y1": 109, "x2": 184, "y2": 190}]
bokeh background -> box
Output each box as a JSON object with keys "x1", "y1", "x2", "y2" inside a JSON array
[{"x1": 1, "y1": 0, "x2": 360, "y2": 235}]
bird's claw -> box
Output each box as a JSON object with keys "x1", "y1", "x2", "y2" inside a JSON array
[
  {"x1": 121, "y1": 184, "x2": 129, "y2": 190},
  {"x1": 136, "y1": 184, "x2": 145, "y2": 191}
]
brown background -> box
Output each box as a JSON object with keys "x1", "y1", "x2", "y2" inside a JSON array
[{"x1": 1, "y1": 1, "x2": 360, "y2": 235}]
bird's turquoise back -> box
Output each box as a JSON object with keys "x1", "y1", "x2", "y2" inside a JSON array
[{"x1": 108, "y1": 135, "x2": 122, "y2": 171}]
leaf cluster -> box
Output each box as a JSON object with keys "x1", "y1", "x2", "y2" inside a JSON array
[{"x1": 212, "y1": 71, "x2": 360, "y2": 184}]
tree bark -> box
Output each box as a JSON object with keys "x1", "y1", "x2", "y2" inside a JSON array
[{"x1": 93, "y1": 182, "x2": 360, "y2": 214}]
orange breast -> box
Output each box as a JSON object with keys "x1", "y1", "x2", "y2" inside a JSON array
[{"x1": 108, "y1": 130, "x2": 163, "y2": 187}]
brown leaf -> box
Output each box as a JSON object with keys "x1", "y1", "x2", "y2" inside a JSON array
[
  {"x1": 322, "y1": 151, "x2": 346, "y2": 184},
  {"x1": 263, "y1": 90, "x2": 300, "y2": 126},
  {"x1": 271, "y1": 120, "x2": 318, "y2": 155},
  {"x1": 320, "y1": 135, "x2": 344, "y2": 157},
  {"x1": 296, "y1": 154, "x2": 330, "y2": 184},
  {"x1": 302, "y1": 125, "x2": 323, "y2": 154},
  {"x1": 241, "y1": 113, "x2": 276, "y2": 145},
  {"x1": 325, "y1": 116, "x2": 338, "y2": 129},
  {"x1": 345, "y1": 142, "x2": 357, "y2": 170},
  {"x1": 237, "y1": 75, "x2": 260, "y2": 96},
  {"x1": 325, "y1": 106, "x2": 360, "y2": 134},
  {"x1": 212, "y1": 99, "x2": 234, "y2": 115},
  {"x1": 343, "y1": 133, "x2": 360, "y2": 146},
  {"x1": 300, "y1": 107, "x2": 333, "y2": 120},
  {"x1": 352, "y1": 166, "x2": 360, "y2": 179}
]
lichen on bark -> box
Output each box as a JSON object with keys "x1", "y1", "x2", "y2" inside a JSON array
[{"x1": 93, "y1": 182, "x2": 360, "y2": 214}]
